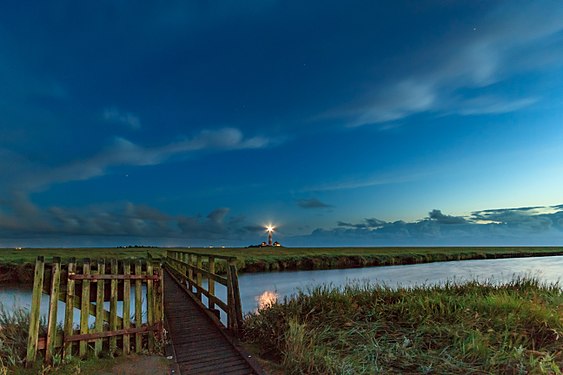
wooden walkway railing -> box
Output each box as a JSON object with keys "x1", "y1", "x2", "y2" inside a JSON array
[
  {"x1": 164, "y1": 250, "x2": 243, "y2": 335},
  {"x1": 26, "y1": 256, "x2": 164, "y2": 366}
]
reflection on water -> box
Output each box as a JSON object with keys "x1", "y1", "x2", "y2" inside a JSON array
[
  {"x1": 1, "y1": 256, "x2": 562, "y2": 322},
  {"x1": 255, "y1": 290, "x2": 278, "y2": 311},
  {"x1": 238, "y1": 255, "x2": 563, "y2": 315}
]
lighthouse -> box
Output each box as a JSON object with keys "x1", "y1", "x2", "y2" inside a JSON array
[{"x1": 266, "y1": 225, "x2": 274, "y2": 246}]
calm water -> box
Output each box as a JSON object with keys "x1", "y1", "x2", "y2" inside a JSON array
[{"x1": 1, "y1": 256, "x2": 561, "y2": 323}]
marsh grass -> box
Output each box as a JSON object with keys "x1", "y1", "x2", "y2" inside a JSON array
[{"x1": 244, "y1": 277, "x2": 563, "y2": 374}]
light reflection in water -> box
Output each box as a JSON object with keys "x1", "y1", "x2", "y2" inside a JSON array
[{"x1": 255, "y1": 290, "x2": 278, "y2": 311}]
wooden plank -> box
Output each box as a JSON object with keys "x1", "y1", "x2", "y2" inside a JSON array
[
  {"x1": 94, "y1": 259, "x2": 105, "y2": 357},
  {"x1": 65, "y1": 324, "x2": 160, "y2": 342},
  {"x1": 64, "y1": 258, "x2": 76, "y2": 359},
  {"x1": 109, "y1": 259, "x2": 118, "y2": 355},
  {"x1": 166, "y1": 257, "x2": 227, "y2": 285},
  {"x1": 69, "y1": 274, "x2": 159, "y2": 280},
  {"x1": 46, "y1": 257, "x2": 61, "y2": 364},
  {"x1": 79, "y1": 259, "x2": 91, "y2": 358},
  {"x1": 155, "y1": 264, "x2": 164, "y2": 343},
  {"x1": 135, "y1": 260, "x2": 143, "y2": 353},
  {"x1": 122, "y1": 259, "x2": 131, "y2": 354},
  {"x1": 146, "y1": 260, "x2": 155, "y2": 352},
  {"x1": 26, "y1": 256, "x2": 45, "y2": 366}
]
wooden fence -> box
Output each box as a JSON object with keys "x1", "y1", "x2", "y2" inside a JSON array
[
  {"x1": 26, "y1": 256, "x2": 164, "y2": 366},
  {"x1": 164, "y1": 250, "x2": 243, "y2": 335}
]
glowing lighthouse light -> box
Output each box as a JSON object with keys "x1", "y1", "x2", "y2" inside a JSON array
[{"x1": 265, "y1": 225, "x2": 275, "y2": 246}]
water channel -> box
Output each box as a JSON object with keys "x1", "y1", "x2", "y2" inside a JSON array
[{"x1": 1, "y1": 256, "x2": 561, "y2": 325}]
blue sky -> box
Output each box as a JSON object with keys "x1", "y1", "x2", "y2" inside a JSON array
[{"x1": 1, "y1": 1, "x2": 563, "y2": 247}]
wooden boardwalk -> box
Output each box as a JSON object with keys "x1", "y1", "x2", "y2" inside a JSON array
[{"x1": 163, "y1": 270, "x2": 262, "y2": 375}]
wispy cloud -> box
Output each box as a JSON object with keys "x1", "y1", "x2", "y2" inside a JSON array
[
  {"x1": 5, "y1": 127, "x2": 270, "y2": 193},
  {"x1": 103, "y1": 108, "x2": 141, "y2": 129},
  {"x1": 340, "y1": 2, "x2": 563, "y2": 126}
]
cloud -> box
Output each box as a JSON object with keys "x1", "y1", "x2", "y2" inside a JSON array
[
  {"x1": 297, "y1": 198, "x2": 332, "y2": 209},
  {"x1": 428, "y1": 209, "x2": 467, "y2": 225},
  {"x1": 339, "y1": 2, "x2": 563, "y2": 126},
  {"x1": 6, "y1": 127, "x2": 270, "y2": 193},
  {"x1": 293, "y1": 204, "x2": 563, "y2": 246},
  {"x1": 103, "y1": 108, "x2": 141, "y2": 129}
]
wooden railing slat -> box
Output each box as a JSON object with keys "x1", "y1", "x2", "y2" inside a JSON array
[
  {"x1": 95, "y1": 259, "x2": 106, "y2": 357},
  {"x1": 109, "y1": 259, "x2": 118, "y2": 355},
  {"x1": 135, "y1": 260, "x2": 143, "y2": 353},
  {"x1": 26, "y1": 256, "x2": 45, "y2": 366},
  {"x1": 45, "y1": 257, "x2": 61, "y2": 364},
  {"x1": 79, "y1": 259, "x2": 91, "y2": 358},
  {"x1": 123, "y1": 260, "x2": 131, "y2": 355},
  {"x1": 63, "y1": 258, "x2": 76, "y2": 359}
]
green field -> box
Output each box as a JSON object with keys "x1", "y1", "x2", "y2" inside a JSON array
[{"x1": 1, "y1": 246, "x2": 562, "y2": 284}]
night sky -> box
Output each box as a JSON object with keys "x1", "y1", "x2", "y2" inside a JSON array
[{"x1": 1, "y1": 1, "x2": 563, "y2": 247}]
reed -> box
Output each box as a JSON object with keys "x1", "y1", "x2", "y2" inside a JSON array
[{"x1": 244, "y1": 277, "x2": 563, "y2": 374}]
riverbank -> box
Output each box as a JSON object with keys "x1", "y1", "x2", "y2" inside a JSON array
[
  {"x1": 243, "y1": 278, "x2": 563, "y2": 374},
  {"x1": 1, "y1": 246, "x2": 562, "y2": 284}
]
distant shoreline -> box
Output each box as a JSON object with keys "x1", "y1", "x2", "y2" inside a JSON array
[{"x1": 1, "y1": 246, "x2": 562, "y2": 285}]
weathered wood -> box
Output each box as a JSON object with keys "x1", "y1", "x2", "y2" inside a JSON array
[
  {"x1": 135, "y1": 260, "x2": 143, "y2": 353},
  {"x1": 122, "y1": 259, "x2": 131, "y2": 354},
  {"x1": 208, "y1": 256, "x2": 216, "y2": 310},
  {"x1": 79, "y1": 259, "x2": 91, "y2": 358},
  {"x1": 69, "y1": 274, "x2": 159, "y2": 280},
  {"x1": 146, "y1": 261, "x2": 155, "y2": 351},
  {"x1": 226, "y1": 263, "x2": 235, "y2": 331},
  {"x1": 94, "y1": 259, "x2": 105, "y2": 357},
  {"x1": 155, "y1": 264, "x2": 164, "y2": 342},
  {"x1": 109, "y1": 259, "x2": 118, "y2": 355},
  {"x1": 166, "y1": 257, "x2": 227, "y2": 285},
  {"x1": 64, "y1": 258, "x2": 76, "y2": 359},
  {"x1": 46, "y1": 257, "x2": 61, "y2": 364},
  {"x1": 229, "y1": 262, "x2": 243, "y2": 335},
  {"x1": 196, "y1": 255, "x2": 203, "y2": 300},
  {"x1": 26, "y1": 256, "x2": 45, "y2": 366},
  {"x1": 65, "y1": 324, "x2": 160, "y2": 342}
]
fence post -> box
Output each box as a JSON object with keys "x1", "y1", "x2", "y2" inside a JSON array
[
  {"x1": 226, "y1": 263, "x2": 234, "y2": 331},
  {"x1": 147, "y1": 260, "x2": 155, "y2": 352},
  {"x1": 228, "y1": 260, "x2": 243, "y2": 336},
  {"x1": 64, "y1": 258, "x2": 76, "y2": 359},
  {"x1": 46, "y1": 257, "x2": 61, "y2": 364},
  {"x1": 208, "y1": 256, "x2": 215, "y2": 310},
  {"x1": 135, "y1": 260, "x2": 143, "y2": 353},
  {"x1": 196, "y1": 255, "x2": 202, "y2": 301},
  {"x1": 26, "y1": 256, "x2": 45, "y2": 366},
  {"x1": 79, "y1": 259, "x2": 91, "y2": 358},
  {"x1": 95, "y1": 259, "x2": 105, "y2": 357},
  {"x1": 123, "y1": 259, "x2": 131, "y2": 355},
  {"x1": 109, "y1": 259, "x2": 119, "y2": 355}
]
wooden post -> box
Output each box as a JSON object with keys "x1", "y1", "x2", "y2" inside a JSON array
[
  {"x1": 79, "y1": 259, "x2": 91, "y2": 358},
  {"x1": 122, "y1": 259, "x2": 131, "y2": 355},
  {"x1": 229, "y1": 262, "x2": 243, "y2": 336},
  {"x1": 196, "y1": 255, "x2": 202, "y2": 301},
  {"x1": 109, "y1": 259, "x2": 118, "y2": 355},
  {"x1": 146, "y1": 260, "x2": 155, "y2": 352},
  {"x1": 226, "y1": 263, "x2": 234, "y2": 331},
  {"x1": 208, "y1": 256, "x2": 215, "y2": 310},
  {"x1": 64, "y1": 258, "x2": 76, "y2": 359},
  {"x1": 157, "y1": 264, "x2": 164, "y2": 342},
  {"x1": 187, "y1": 253, "x2": 193, "y2": 288},
  {"x1": 94, "y1": 259, "x2": 105, "y2": 357},
  {"x1": 135, "y1": 260, "x2": 143, "y2": 353},
  {"x1": 26, "y1": 256, "x2": 45, "y2": 366},
  {"x1": 46, "y1": 257, "x2": 61, "y2": 364}
]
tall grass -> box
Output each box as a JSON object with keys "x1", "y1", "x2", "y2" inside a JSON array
[
  {"x1": 244, "y1": 277, "x2": 563, "y2": 374},
  {"x1": 0, "y1": 302, "x2": 46, "y2": 370}
]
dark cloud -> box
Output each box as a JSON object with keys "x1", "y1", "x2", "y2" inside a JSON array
[
  {"x1": 291, "y1": 205, "x2": 563, "y2": 246},
  {"x1": 297, "y1": 198, "x2": 332, "y2": 209},
  {"x1": 428, "y1": 209, "x2": 467, "y2": 224}
]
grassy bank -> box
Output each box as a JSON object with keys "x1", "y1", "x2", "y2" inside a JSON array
[
  {"x1": 243, "y1": 278, "x2": 563, "y2": 374},
  {"x1": 1, "y1": 246, "x2": 562, "y2": 284}
]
